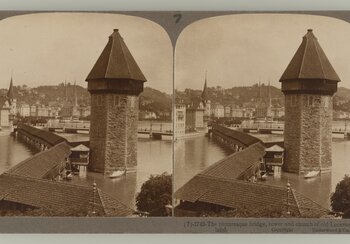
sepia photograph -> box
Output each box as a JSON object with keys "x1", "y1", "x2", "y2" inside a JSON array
[
  {"x1": 174, "y1": 14, "x2": 350, "y2": 218},
  {"x1": 1, "y1": 9, "x2": 350, "y2": 234},
  {"x1": 0, "y1": 13, "x2": 173, "y2": 217}
]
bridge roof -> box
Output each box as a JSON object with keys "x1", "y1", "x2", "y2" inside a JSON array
[
  {"x1": 213, "y1": 124, "x2": 261, "y2": 147},
  {"x1": 18, "y1": 124, "x2": 67, "y2": 146},
  {"x1": 0, "y1": 174, "x2": 133, "y2": 216},
  {"x1": 6, "y1": 142, "x2": 71, "y2": 179},
  {"x1": 175, "y1": 174, "x2": 329, "y2": 218},
  {"x1": 280, "y1": 29, "x2": 340, "y2": 82},
  {"x1": 200, "y1": 142, "x2": 265, "y2": 180},
  {"x1": 86, "y1": 29, "x2": 146, "y2": 83}
]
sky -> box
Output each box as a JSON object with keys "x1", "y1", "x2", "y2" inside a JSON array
[
  {"x1": 175, "y1": 14, "x2": 350, "y2": 90},
  {"x1": 0, "y1": 13, "x2": 173, "y2": 93}
]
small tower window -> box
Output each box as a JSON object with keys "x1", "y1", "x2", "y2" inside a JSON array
[
  {"x1": 313, "y1": 97, "x2": 321, "y2": 107},
  {"x1": 96, "y1": 95, "x2": 103, "y2": 106},
  {"x1": 114, "y1": 95, "x2": 121, "y2": 107},
  {"x1": 130, "y1": 96, "x2": 137, "y2": 108},
  {"x1": 290, "y1": 95, "x2": 297, "y2": 107},
  {"x1": 307, "y1": 95, "x2": 315, "y2": 107},
  {"x1": 325, "y1": 97, "x2": 330, "y2": 108}
]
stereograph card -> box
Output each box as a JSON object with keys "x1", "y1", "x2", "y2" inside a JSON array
[{"x1": 0, "y1": 10, "x2": 350, "y2": 233}]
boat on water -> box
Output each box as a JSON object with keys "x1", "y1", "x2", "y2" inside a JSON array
[
  {"x1": 304, "y1": 170, "x2": 320, "y2": 179},
  {"x1": 261, "y1": 173, "x2": 268, "y2": 181},
  {"x1": 109, "y1": 170, "x2": 126, "y2": 179}
]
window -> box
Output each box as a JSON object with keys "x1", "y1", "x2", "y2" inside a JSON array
[
  {"x1": 114, "y1": 95, "x2": 121, "y2": 107},
  {"x1": 290, "y1": 95, "x2": 297, "y2": 107},
  {"x1": 325, "y1": 97, "x2": 330, "y2": 108},
  {"x1": 313, "y1": 97, "x2": 321, "y2": 107},
  {"x1": 96, "y1": 95, "x2": 104, "y2": 106},
  {"x1": 307, "y1": 96, "x2": 313, "y2": 107},
  {"x1": 130, "y1": 96, "x2": 137, "y2": 108}
]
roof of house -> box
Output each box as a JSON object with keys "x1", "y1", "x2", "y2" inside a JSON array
[
  {"x1": 0, "y1": 174, "x2": 133, "y2": 216},
  {"x1": 6, "y1": 141, "x2": 71, "y2": 179},
  {"x1": 86, "y1": 29, "x2": 147, "y2": 82},
  {"x1": 175, "y1": 174, "x2": 329, "y2": 218},
  {"x1": 212, "y1": 124, "x2": 262, "y2": 147},
  {"x1": 280, "y1": 29, "x2": 340, "y2": 82},
  {"x1": 265, "y1": 144, "x2": 285, "y2": 152},
  {"x1": 70, "y1": 144, "x2": 90, "y2": 152},
  {"x1": 200, "y1": 142, "x2": 265, "y2": 180}
]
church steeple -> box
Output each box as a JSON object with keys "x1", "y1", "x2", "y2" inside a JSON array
[
  {"x1": 202, "y1": 71, "x2": 208, "y2": 105},
  {"x1": 74, "y1": 80, "x2": 78, "y2": 107},
  {"x1": 7, "y1": 75, "x2": 14, "y2": 104}
]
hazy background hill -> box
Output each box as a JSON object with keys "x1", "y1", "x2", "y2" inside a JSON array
[{"x1": 1, "y1": 83, "x2": 349, "y2": 113}]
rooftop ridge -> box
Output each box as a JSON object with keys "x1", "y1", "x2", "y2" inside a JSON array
[
  {"x1": 97, "y1": 188, "x2": 134, "y2": 214},
  {"x1": 1, "y1": 173, "x2": 95, "y2": 191},
  {"x1": 292, "y1": 189, "x2": 329, "y2": 213},
  {"x1": 196, "y1": 174, "x2": 292, "y2": 192}
]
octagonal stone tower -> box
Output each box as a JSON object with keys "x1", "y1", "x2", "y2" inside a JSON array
[
  {"x1": 86, "y1": 29, "x2": 147, "y2": 175},
  {"x1": 280, "y1": 29, "x2": 340, "y2": 174}
]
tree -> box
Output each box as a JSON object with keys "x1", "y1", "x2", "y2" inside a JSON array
[
  {"x1": 331, "y1": 175, "x2": 350, "y2": 213},
  {"x1": 136, "y1": 173, "x2": 172, "y2": 217}
]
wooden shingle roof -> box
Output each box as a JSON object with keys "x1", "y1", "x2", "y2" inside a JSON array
[
  {"x1": 0, "y1": 174, "x2": 133, "y2": 217},
  {"x1": 280, "y1": 29, "x2": 340, "y2": 82},
  {"x1": 86, "y1": 29, "x2": 147, "y2": 82},
  {"x1": 17, "y1": 124, "x2": 67, "y2": 146},
  {"x1": 6, "y1": 141, "x2": 71, "y2": 179},
  {"x1": 212, "y1": 124, "x2": 261, "y2": 147},
  {"x1": 200, "y1": 142, "x2": 265, "y2": 180},
  {"x1": 175, "y1": 175, "x2": 329, "y2": 218}
]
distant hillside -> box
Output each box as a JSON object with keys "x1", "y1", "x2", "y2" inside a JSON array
[
  {"x1": 140, "y1": 87, "x2": 172, "y2": 114},
  {"x1": 176, "y1": 84, "x2": 350, "y2": 112},
  {"x1": 4, "y1": 83, "x2": 172, "y2": 114},
  {"x1": 334, "y1": 87, "x2": 350, "y2": 112},
  {"x1": 10, "y1": 83, "x2": 90, "y2": 106},
  {"x1": 176, "y1": 83, "x2": 284, "y2": 107}
]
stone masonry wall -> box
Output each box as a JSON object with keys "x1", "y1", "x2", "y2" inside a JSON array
[
  {"x1": 283, "y1": 94, "x2": 302, "y2": 173},
  {"x1": 89, "y1": 93, "x2": 139, "y2": 175},
  {"x1": 320, "y1": 96, "x2": 333, "y2": 172},
  {"x1": 89, "y1": 93, "x2": 108, "y2": 173},
  {"x1": 284, "y1": 94, "x2": 333, "y2": 174},
  {"x1": 104, "y1": 94, "x2": 138, "y2": 174}
]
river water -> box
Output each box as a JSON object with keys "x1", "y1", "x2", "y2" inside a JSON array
[
  {"x1": 0, "y1": 133, "x2": 172, "y2": 208},
  {"x1": 174, "y1": 133, "x2": 350, "y2": 209}
]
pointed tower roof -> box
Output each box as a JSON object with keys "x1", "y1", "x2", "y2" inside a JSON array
[
  {"x1": 7, "y1": 76, "x2": 14, "y2": 101},
  {"x1": 280, "y1": 29, "x2": 340, "y2": 82},
  {"x1": 201, "y1": 71, "x2": 208, "y2": 103},
  {"x1": 86, "y1": 29, "x2": 146, "y2": 82}
]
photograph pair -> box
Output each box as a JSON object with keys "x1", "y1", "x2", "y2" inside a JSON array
[{"x1": 0, "y1": 12, "x2": 349, "y2": 221}]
